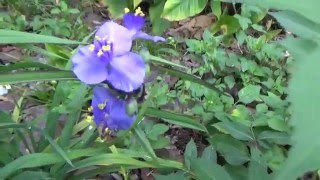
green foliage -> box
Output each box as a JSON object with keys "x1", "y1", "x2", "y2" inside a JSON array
[{"x1": 162, "y1": 0, "x2": 208, "y2": 21}]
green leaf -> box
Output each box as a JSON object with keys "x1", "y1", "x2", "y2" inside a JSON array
[
  {"x1": 58, "y1": 84, "x2": 87, "y2": 147},
  {"x1": 154, "y1": 171, "x2": 187, "y2": 180},
  {"x1": 149, "y1": 0, "x2": 170, "y2": 35},
  {"x1": 184, "y1": 139, "x2": 197, "y2": 169},
  {"x1": 275, "y1": 46, "x2": 320, "y2": 179},
  {"x1": 0, "y1": 71, "x2": 76, "y2": 84},
  {"x1": 238, "y1": 85, "x2": 261, "y2": 104},
  {"x1": 68, "y1": 153, "x2": 155, "y2": 172},
  {"x1": 0, "y1": 149, "x2": 101, "y2": 179},
  {"x1": 249, "y1": 148, "x2": 272, "y2": 180},
  {"x1": 33, "y1": 126, "x2": 73, "y2": 167},
  {"x1": 145, "y1": 108, "x2": 208, "y2": 132},
  {"x1": 258, "y1": 131, "x2": 291, "y2": 145},
  {"x1": 267, "y1": 118, "x2": 290, "y2": 132},
  {"x1": 0, "y1": 62, "x2": 60, "y2": 73},
  {"x1": 0, "y1": 30, "x2": 84, "y2": 44},
  {"x1": 213, "y1": 121, "x2": 254, "y2": 141},
  {"x1": 191, "y1": 158, "x2": 233, "y2": 180},
  {"x1": 209, "y1": 134, "x2": 250, "y2": 165},
  {"x1": 149, "y1": 54, "x2": 187, "y2": 69},
  {"x1": 270, "y1": 11, "x2": 320, "y2": 40},
  {"x1": 133, "y1": 126, "x2": 157, "y2": 159},
  {"x1": 11, "y1": 171, "x2": 49, "y2": 180},
  {"x1": 201, "y1": 146, "x2": 217, "y2": 164},
  {"x1": 261, "y1": 92, "x2": 287, "y2": 109},
  {"x1": 218, "y1": 0, "x2": 320, "y2": 24},
  {"x1": 210, "y1": 15, "x2": 240, "y2": 35},
  {"x1": 162, "y1": 0, "x2": 208, "y2": 21},
  {"x1": 156, "y1": 66, "x2": 228, "y2": 96},
  {"x1": 133, "y1": 0, "x2": 142, "y2": 9},
  {"x1": 211, "y1": 0, "x2": 222, "y2": 19},
  {"x1": 147, "y1": 124, "x2": 169, "y2": 140},
  {"x1": 103, "y1": 0, "x2": 127, "y2": 18}
]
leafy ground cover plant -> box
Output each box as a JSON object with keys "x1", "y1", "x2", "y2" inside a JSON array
[{"x1": 0, "y1": 0, "x2": 319, "y2": 179}]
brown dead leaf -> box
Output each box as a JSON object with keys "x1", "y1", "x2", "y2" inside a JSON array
[{"x1": 167, "y1": 14, "x2": 215, "y2": 39}]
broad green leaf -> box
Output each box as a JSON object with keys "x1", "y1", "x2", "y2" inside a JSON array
[
  {"x1": 103, "y1": 0, "x2": 127, "y2": 18},
  {"x1": 149, "y1": 0, "x2": 170, "y2": 35},
  {"x1": 190, "y1": 145, "x2": 232, "y2": 180},
  {"x1": 210, "y1": 15, "x2": 240, "y2": 35},
  {"x1": 145, "y1": 108, "x2": 208, "y2": 132},
  {"x1": 209, "y1": 134, "x2": 250, "y2": 165},
  {"x1": 238, "y1": 85, "x2": 261, "y2": 104},
  {"x1": 258, "y1": 131, "x2": 291, "y2": 145},
  {"x1": 184, "y1": 139, "x2": 197, "y2": 169},
  {"x1": 192, "y1": 158, "x2": 233, "y2": 180},
  {"x1": 211, "y1": 0, "x2": 222, "y2": 19},
  {"x1": 261, "y1": 92, "x2": 287, "y2": 109},
  {"x1": 249, "y1": 148, "x2": 272, "y2": 180},
  {"x1": 162, "y1": 0, "x2": 208, "y2": 21},
  {"x1": 276, "y1": 47, "x2": 320, "y2": 179},
  {"x1": 216, "y1": 0, "x2": 320, "y2": 24},
  {"x1": 225, "y1": 165, "x2": 248, "y2": 180},
  {"x1": 201, "y1": 146, "x2": 217, "y2": 164},
  {"x1": 213, "y1": 121, "x2": 254, "y2": 141},
  {"x1": 0, "y1": 71, "x2": 76, "y2": 84},
  {"x1": 267, "y1": 118, "x2": 290, "y2": 132},
  {"x1": 270, "y1": 11, "x2": 320, "y2": 41},
  {"x1": 0, "y1": 30, "x2": 83, "y2": 44},
  {"x1": 146, "y1": 124, "x2": 169, "y2": 140}
]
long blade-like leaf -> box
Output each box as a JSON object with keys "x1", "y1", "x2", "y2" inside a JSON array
[
  {"x1": 0, "y1": 71, "x2": 76, "y2": 84},
  {"x1": 0, "y1": 30, "x2": 84, "y2": 44},
  {"x1": 146, "y1": 107, "x2": 208, "y2": 132}
]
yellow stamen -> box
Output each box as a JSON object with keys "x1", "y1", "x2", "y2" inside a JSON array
[
  {"x1": 88, "y1": 44, "x2": 95, "y2": 51},
  {"x1": 97, "y1": 50, "x2": 103, "y2": 57},
  {"x1": 124, "y1": 7, "x2": 130, "y2": 13},
  {"x1": 102, "y1": 45, "x2": 111, "y2": 51},
  {"x1": 95, "y1": 36, "x2": 101, "y2": 41},
  {"x1": 135, "y1": 7, "x2": 145, "y2": 16},
  {"x1": 98, "y1": 103, "x2": 106, "y2": 110},
  {"x1": 88, "y1": 106, "x2": 93, "y2": 112},
  {"x1": 86, "y1": 115, "x2": 94, "y2": 122}
]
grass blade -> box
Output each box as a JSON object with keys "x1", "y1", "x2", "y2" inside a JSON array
[
  {"x1": 0, "y1": 62, "x2": 61, "y2": 73},
  {"x1": 0, "y1": 148, "x2": 102, "y2": 179},
  {"x1": 149, "y1": 54, "x2": 187, "y2": 69},
  {"x1": 0, "y1": 71, "x2": 76, "y2": 84},
  {"x1": 0, "y1": 30, "x2": 84, "y2": 44},
  {"x1": 132, "y1": 126, "x2": 157, "y2": 159}
]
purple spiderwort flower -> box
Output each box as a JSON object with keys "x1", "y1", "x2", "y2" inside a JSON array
[
  {"x1": 72, "y1": 7, "x2": 165, "y2": 92},
  {"x1": 90, "y1": 86, "x2": 137, "y2": 130}
]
